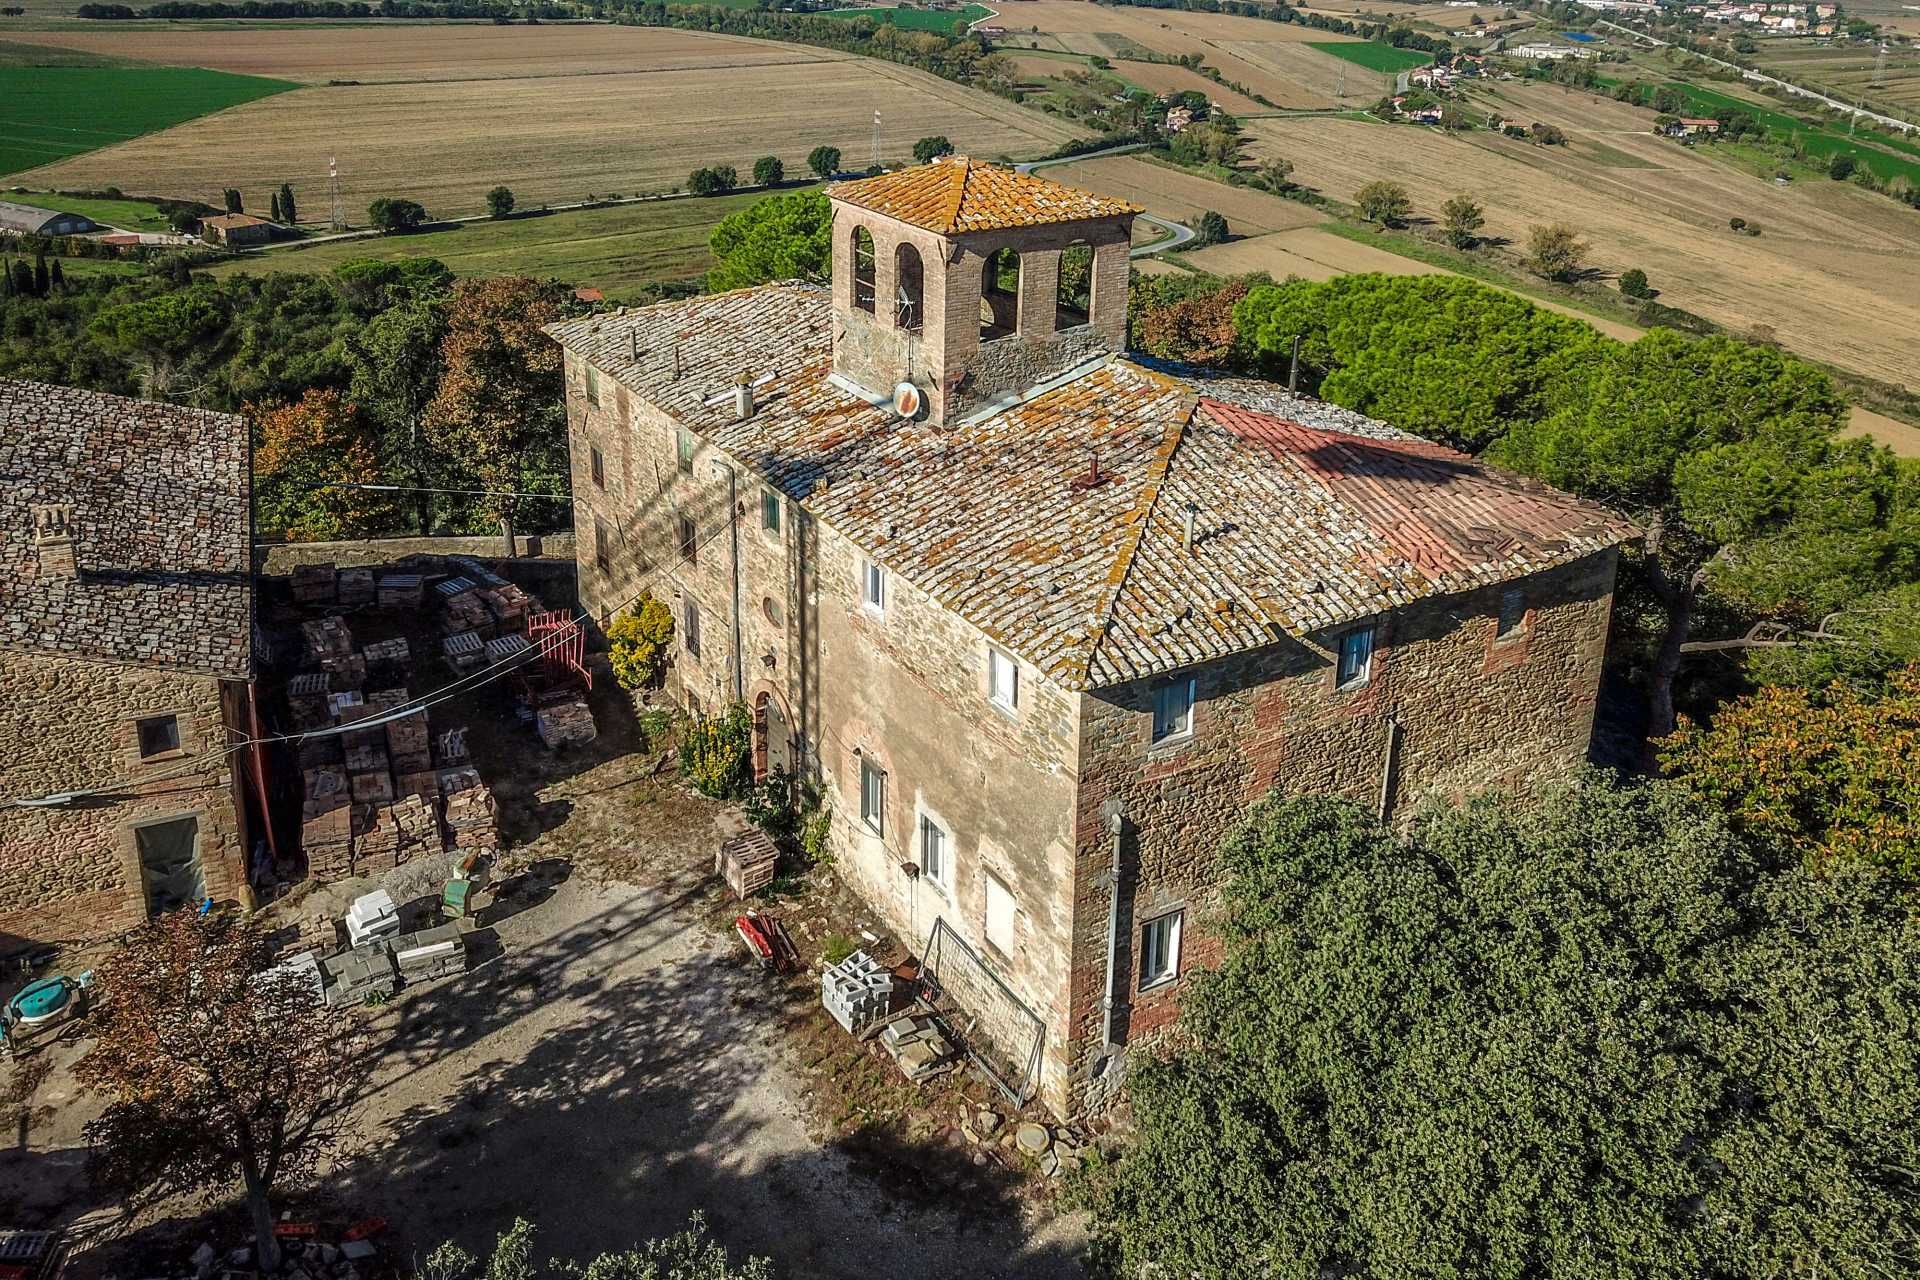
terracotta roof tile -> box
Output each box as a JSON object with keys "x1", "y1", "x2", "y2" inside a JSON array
[
  {"x1": 546, "y1": 287, "x2": 1634, "y2": 692},
  {"x1": 830, "y1": 157, "x2": 1139, "y2": 234}
]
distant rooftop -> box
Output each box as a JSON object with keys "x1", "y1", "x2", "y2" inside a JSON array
[
  {"x1": 202, "y1": 213, "x2": 272, "y2": 229},
  {"x1": 0, "y1": 380, "x2": 252, "y2": 678},
  {"x1": 829, "y1": 157, "x2": 1140, "y2": 235},
  {"x1": 548, "y1": 287, "x2": 1633, "y2": 691}
]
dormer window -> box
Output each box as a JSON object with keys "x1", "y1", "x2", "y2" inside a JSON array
[
  {"x1": 894, "y1": 242, "x2": 924, "y2": 333},
  {"x1": 852, "y1": 226, "x2": 876, "y2": 314}
]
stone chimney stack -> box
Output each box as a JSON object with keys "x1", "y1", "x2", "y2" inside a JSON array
[{"x1": 30, "y1": 503, "x2": 77, "y2": 578}]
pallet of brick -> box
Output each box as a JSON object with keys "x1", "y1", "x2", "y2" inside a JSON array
[
  {"x1": 362, "y1": 638, "x2": 411, "y2": 685},
  {"x1": 443, "y1": 592, "x2": 494, "y2": 640},
  {"x1": 301, "y1": 616, "x2": 353, "y2": 665},
  {"x1": 302, "y1": 798, "x2": 352, "y2": 880},
  {"x1": 377, "y1": 573, "x2": 425, "y2": 610},
  {"x1": 444, "y1": 785, "x2": 499, "y2": 853},
  {"x1": 287, "y1": 673, "x2": 330, "y2": 729},
  {"x1": 536, "y1": 700, "x2": 597, "y2": 750},
  {"x1": 353, "y1": 803, "x2": 397, "y2": 864},
  {"x1": 442, "y1": 630, "x2": 484, "y2": 674},
  {"x1": 337, "y1": 567, "x2": 375, "y2": 608},
  {"x1": 387, "y1": 711, "x2": 432, "y2": 776},
  {"x1": 717, "y1": 828, "x2": 780, "y2": 900},
  {"x1": 438, "y1": 764, "x2": 482, "y2": 796},
  {"x1": 365, "y1": 685, "x2": 410, "y2": 712},
  {"x1": 351, "y1": 769, "x2": 395, "y2": 805},
  {"x1": 343, "y1": 739, "x2": 388, "y2": 776},
  {"x1": 480, "y1": 584, "x2": 530, "y2": 633},
  {"x1": 304, "y1": 766, "x2": 349, "y2": 808},
  {"x1": 296, "y1": 734, "x2": 343, "y2": 770},
  {"x1": 395, "y1": 770, "x2": 440, "y2": 806},
  {"x1": 391, "y1": 792, "x2": 440, "y2": 856},
  {"x1": 322, "y1": 651, "x2": 367, "y2": 692},
  {"x1": 291, "y1": 563, "x2": 337, "y2": 607}
]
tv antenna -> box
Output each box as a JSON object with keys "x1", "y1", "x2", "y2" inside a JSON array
[{"x1": 872, "y1": 110, "x2": 882, "y2": 170}]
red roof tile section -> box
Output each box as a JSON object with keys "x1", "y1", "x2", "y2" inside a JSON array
[
  {"x1": 546, "y1": 287, "x2": 1634, "y2": 691},
  {"x1": 830, "y1": 157, "x2": 1140, "y2": 234}
]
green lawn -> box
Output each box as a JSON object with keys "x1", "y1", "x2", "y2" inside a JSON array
[
  {"x1": 1307, "y1": 41, "x2": 1434, "y2": 74},
  {"x1": 0, "y1": 65, "x2": 296, "y2": 178},
  {"x1": 3, "y1": 189, "x2": 183, "y2": 232},
  {"x1": 1641, "y1": 81, "x2": 1920, "y2": 187},
  {"x1": 210, "y1": 187, "x2": 818, "y2": 301},
  {"x1": 818, "y1": 4, "x2": 991, "y2": 32}
]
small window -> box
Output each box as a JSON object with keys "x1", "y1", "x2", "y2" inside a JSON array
[
  {"x1": 860, "y1": 758, "x2": 887, "y2": 836},
  {"x1": 761, "y1": 488, "x2": 782, "y2": 534},
  {"x1": 1497, "y1": 588, "x2": 1527, "y2": 638},
  {"x1": 1140, "y1": 910, "x2": 1183, "y2": 990},
  {"x1": 861, "y1": 558, "x2": 886, "y2": 614},
  {"x1": 985, "y1": 872, "x2": 1016, "y2": 954},
  {"x1": 1151, "y1": 678, "x2": 1195, "y2": 744},
  {"x1": 1336, "y1": 626, "x2": 1375, "y2": 690},
  {"x1": 675, "y1": 425, "x2": 696, "y2": 476},
  {"x1": 594, "y1": 518, "x2": 611, "y2": 571},
  {"x1": 678, "y1": 514, "x2": 698, "y2": 564},
  {"x1": 920, "y1": 815, "x2": 949, "y2": 889},
  {"x1": 584, "y1": 363, "x2": 601, "y2": 407},
  {"x1": 763, "y1": 596, "x2": 784, "y2": 627},
  {"x1": 683, "y1": 600, "x2": 702, "y2": 659},
  {"x1": 137, "y1": 714, "x2": 181, "y2": 759},
  {"x1": 589, "y1": 444, "x2": 605, "y2": 489},
  {"x1": 988, "y1": 647, "x2": 1019, "y2": 711}
]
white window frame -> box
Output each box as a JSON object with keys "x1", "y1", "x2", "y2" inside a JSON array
[
  {"x1": 987, "y1": 647, "x2": 1019, "y2": 712},
  {"x1": 985, "y1": 872, "x2": 1016, "y2": 955},
  {"x1": 1336, "y1": 626, "x2": 1375, "y2": 690},
  {"x1": 919, "y1": 814, "x2": 950, "y2": 892},
  {"x1": 1139, "y1": 909, "x2": 1183, "y2": 991},
  {"x1": 1151, "y1": 677, "x2": 1196, "y2": 745},
  {"x1": 860, "y1": 558, "x2": 886, "y2": 616},
  {"x1": 860, "y1": 758, "x2": 886, "y2": 837}
]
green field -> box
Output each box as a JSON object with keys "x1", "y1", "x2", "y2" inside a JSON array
[
  {"x1": 819, "y1": 4, "x2": 991, "y2": 32},
  {"x1": 1308, "y1": 41, "x2": 1434, "y2": 74},
  {"x1": 209, "y1": 186, "x2": 818, "y2": 300},
  {"x1": 1643, "y1": 81, "x2": 1920, "y2": 186},
  {"x1": 2, "y1": 189, "x2": 185, "y2": 232},
  {"x1": 0, "y1": 65, "x2": 297, "y2": 178}
]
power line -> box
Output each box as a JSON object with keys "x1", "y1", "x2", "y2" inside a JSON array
[{"x1": 316, "y1": 482, "x2": 573, "y2": 501}]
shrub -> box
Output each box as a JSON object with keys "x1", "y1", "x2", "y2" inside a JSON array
[
  {"x1": 1523, "y1": 222, "x2": 1588, "y2": 281},
  {"x1": 913, "y1": 135, "x2": 954, "y2": 164},
  {"x1": 745, "y1": 769, "x2": 810, "y2": 849},
  {"x1": 1354, "y1": 180, "x2": 1412, "y2": 228},
  {"x1": 801, "y1": 801, "x2": 833, "y2": 868},
  {"x1": 1741, "y1": 220, "x2": 1762, "y2": 236},
  {"x1": 366, "y1": 197, "x2": 427, "y2": 233},
  {"x1": 822, "y1": 933, "x2": 858, "y2": 966},
  {"x1": 1729, "y1": 215, "x2": 1747, "y2": 231},
  {"x1": 485, "y1": 185, "x2": 514, "y2": 219},
  {"x1": 1190, "y1": 210, "x2": 1230, "y2": 247},
  {"x1": 679, "y1": 703, "x2": 753, "y2": 799},
  {"x1": 1828, "y1": 151, "x2": 1856, "y2": 180},
  {"x1": 687, "y1": 166, "x2": 739, "y2": 197},
  {"x1": 607, "y1": 596, "x2": 674, "y2": 690},
  {"x1": 1618, "y1": 267, "x2": 1653, "y2": 299},
  {"x1": 806, "y1": 144, "x2": 841, "y2": 179},
  {"x1": 751, "y1": 155, "x2": 783, "y2": 187}
]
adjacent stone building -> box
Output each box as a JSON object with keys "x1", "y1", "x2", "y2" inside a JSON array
[
  {"x1": 0, "y1": 380, "x2": 261, "y2": 949},
  {"x1": 548, "y1": 158, "x2": 1635, "y2": 1116}
]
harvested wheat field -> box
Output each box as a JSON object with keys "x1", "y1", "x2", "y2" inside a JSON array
[
  {"x1": 1186, "y1": 225, "x2": 1448, "y2": 280},
  {"x1": 1046, "y1": 155, "x2": 1325, "y2": 234},
  {"x1": 1242, "y1": 114, "x2": 1920, "y2": 386},
  {"x1": 1846, "y1": 407, "x2": 1920, "y2": 458},
  {"x1": 1113, "y1": 60, "x2": 1269, "y2": 114},
  {"x1": 12, "y1": 31, "x2": 1075, "y2": 218}
]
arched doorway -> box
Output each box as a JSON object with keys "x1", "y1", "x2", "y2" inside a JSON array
[
  {"x1": 754, "y1": 691, "x2": 794, "y2": 782},
  {"x1": 894, "y1": 242, "x2": 924, "y2": 333}
]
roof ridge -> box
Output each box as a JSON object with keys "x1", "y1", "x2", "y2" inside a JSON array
[{"x1": 1078, "y1": 392, "x2": 1200, "y2": 687}]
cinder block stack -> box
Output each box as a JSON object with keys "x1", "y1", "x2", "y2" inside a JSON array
[
  {"x1": 536, "y1": 700, "x2": 597, "y2": 749},
  {"x1": 337, "y1": 567, "x2": 375, "y2": 608},
  {"x1": 822, "y1": 951, "x2": 892, "y2": 1035},
  {"x1": 377, "y1": 573, "x2": 425, "y2": 610},
  {"x1": 438, "y1": 764, "x2": 481, "y2": 796},
  {"x1": 443, "y1": 784, "x2": 499, "y2": 857},
  {"x1": 291, "y1": 563, "x2": 336, "y2": 607}
]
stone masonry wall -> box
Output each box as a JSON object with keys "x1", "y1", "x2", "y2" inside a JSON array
[
  {"x1": 0, "y1": 648, "x2": 251, "y2": 948},
  {"x1": 1062, "y1": 549, "x2": 1619, "y2": 1112},
  {"x1": 565, "y1": 350, "x2": 1089, "y2": 1114}
]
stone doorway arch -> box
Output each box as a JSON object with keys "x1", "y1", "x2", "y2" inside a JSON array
[{"x1": 753, "y1": 690, "x2": 794, "y2": 782}]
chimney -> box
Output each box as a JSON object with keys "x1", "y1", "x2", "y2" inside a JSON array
[
  {"x1": 733, "y1": 371, "x2": 754, "y2": 420},
  {"x1": 1181, "y1": 502, "x2": 1198, "y2": 553},
  {"x1": 31, "y1": 503, "x2": 76, "y2": 578}
]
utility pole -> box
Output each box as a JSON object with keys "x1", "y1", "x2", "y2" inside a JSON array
[
  {"x1": 872, "y1": 110, "x2": 881, "y2": 171},
  {"x1": 328, "y1": 155, "x2": 343, "y2": 231}
]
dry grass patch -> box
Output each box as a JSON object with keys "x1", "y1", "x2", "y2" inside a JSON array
[
  {"x1": 1113, "y1": 59, "x2": 1270, "y2": 114},
  {"x1": 1242, "y1": 114, "x2": 1920, "y2": 385},
  {"x1": 1846, "y1": 407, "x2": 1920, "y2": 458},
  {"x1": 14, "y1": 45, "x2": 1073, "y2": 218},
  {"x1": 1046, "y1": 155, "x2": 1325, "y2": 233}
]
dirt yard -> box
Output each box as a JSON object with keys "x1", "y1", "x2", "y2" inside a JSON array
[
  {"x1": 0, "y1": 670, "x2": 1086, "y2": 1280},
  {"x1": 8, "y1": 27, "x2": 1074, "y2": 217}
]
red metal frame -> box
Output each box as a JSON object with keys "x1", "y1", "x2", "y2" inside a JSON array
[{"x1": 527, "y1": 611, "x2": 591, "y2": 691}]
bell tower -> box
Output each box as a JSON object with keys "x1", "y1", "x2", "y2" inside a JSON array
[{"x1": 827, "y1": 157, "x2": 1139, "y2": 426}]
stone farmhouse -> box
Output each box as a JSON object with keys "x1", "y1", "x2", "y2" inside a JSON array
[
  {"x1": 548, "y1": 158, "x2": 1636, "y2": 1117},
  {"x1": 0, "y1": 380, "x2": 263, "y2": 948}
]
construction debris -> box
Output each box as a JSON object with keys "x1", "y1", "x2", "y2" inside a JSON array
[{"x1": 536, "y1": 699, "x2": 597, "y2": 750}]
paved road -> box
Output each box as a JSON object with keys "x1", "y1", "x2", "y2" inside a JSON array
[
  {"x1": 1017, "y1": 145, "x2": 1196, "y2": 255},
  {"x1": 1593, "y1": 18, "x2": 1918, "y2": 134}
]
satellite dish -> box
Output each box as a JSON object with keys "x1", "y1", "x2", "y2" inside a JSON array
[{"x1": 891, "y1": 381, "x2": 925, "y2": 419}]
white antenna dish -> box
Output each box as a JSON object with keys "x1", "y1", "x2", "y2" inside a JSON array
[{"x1": 891, "y1": 381, "x2": 924, "y2": 419}]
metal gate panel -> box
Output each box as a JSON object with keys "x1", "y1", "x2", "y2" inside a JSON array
[{"x1": 920, "y1": 918, "x2": 1045, "y2": 1106}]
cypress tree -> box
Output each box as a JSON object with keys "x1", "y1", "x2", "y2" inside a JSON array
[
  {"x1": 49, "y1": 260, "x2": 65, "y2": 293},
  {"x1": 9, "y1": 261, "x2": 34, "y2": 297},
  {"x1": 279, "y1": 182, "x2": 297, "y2": 226},
  {"x1": 270, "y1": 190, "x2": 283, "y2": 223},
  {"x1": 32, "y1": 251, "x2": 49, "y2": 297}
]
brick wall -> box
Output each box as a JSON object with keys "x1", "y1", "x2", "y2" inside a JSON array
[
  {"x1": 0, "y1": 649, "x2": 252, "y2": 948},
  {"x1": 1061, "y1": 549, "x2": 1619, "y2": 1112}
]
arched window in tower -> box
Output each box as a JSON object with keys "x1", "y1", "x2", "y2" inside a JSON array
[
  {"x1": 980, "y1": 246, "x2": 1020, "y2": 341},
  {"x1": 895, "y1": 242, "x2": 925, "y2": 333},
  {"x1": 1056, "y1": 241, "x2": 1093, "y2": 331},
  {"x1": 851, "y1": 227, "x2": 876, "y2": 314}
]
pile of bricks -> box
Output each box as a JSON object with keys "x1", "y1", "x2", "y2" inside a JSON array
[
  {"x1": 292, "y1": 563, "x2": 337, "y2": 607},
  {"x1": 337, "y1": 567, "x2": 374, "y2": 608},
  {"x1": 480, "y1": 583, "x2": 530, "y2": 631},
  {"x1": 536, "y1": 699, "x2": 597, "y2": 749},
  {"x1": 391, "y1": 792, "x2": 439, "y2": 854},
  {"x1": 443, "y1": 784, "x2": 499, "y2": 856},
  {"x1": 301, "y1": 616, "x2": 353, "y2": 666},
  {"x1": 377, "y1": 572, "x2": 425, "y2": 610},
  {"x1": 351, "y1": 803, "x2": 400, "y2": 876}
]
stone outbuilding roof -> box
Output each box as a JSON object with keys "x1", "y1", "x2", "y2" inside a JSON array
[
  {"x1": 0, "y1": 380, "x2": 252, "y2": 678},
  {"x1": 201, "y1": 213, "x2": 272, "y2": 231},
  {"x1": 829, "y1": 157, "x2": 1140, "y2": 234},
  {"x1": 547, "y1": 286, "x2": 1634, "y2": 691}
]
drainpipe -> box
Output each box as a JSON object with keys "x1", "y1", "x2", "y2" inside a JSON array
[
  {"x1": 1377, "y1": 715, "x2": 1403, "y2": 823},
  {"x1": 711, "y1": 460, "x2": 745, "y2": 704},
  {"x1": 1097, "y1": 799, "x2": 1126, "y2": 1054}
]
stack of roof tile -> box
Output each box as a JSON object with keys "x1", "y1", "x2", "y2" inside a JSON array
[
  {"x1": 377, "y1": 573, "x2": 424, "y2": 610},
  {"x1": 292, "y1": 564, "x2": 337, "y2": 607}
]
